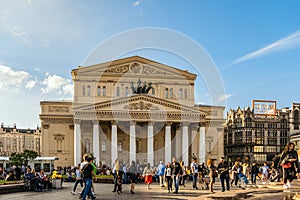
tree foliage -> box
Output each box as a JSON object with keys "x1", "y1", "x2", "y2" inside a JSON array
[{"x1": 9, "y1": 149, "x2": 38, "y2": 166}]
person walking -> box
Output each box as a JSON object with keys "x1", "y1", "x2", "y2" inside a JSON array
[
  {"x1": 171, "y1": 157, "x2": 182, "y2": 194},
  {"x1": 157, "y1": 161, "x2": 165, "y2": 187},
  {"x1": 279, "y1": 142, "x2": 300, "y2": 189},
  {"x1": 127, "y1": 161, "x2": 138, "y2": 194},
  {"x1": 164, "y1": 162, "x2": 173, "y2": 193},
  {"x1": 143, "y1": 163, "x2": 154, "y2": 189},
  {"x1": 250, "y1": 161, "x2": 259, "y2": 185},
  {"x1": 207, "y1": 159, "x2": 217, "y2": 193},
  {"x1": 71, "y1": 164, "x2": 83, "y2": 195},
  {"x1": 81, "y1": 157, "x2": 96, "y2": 200},
  {"x1": 112, "y1": 159, "x2": 119, "y2": 193},
  {"x1": 217, "y1": 157, "x2": 230, "y2": 192},
  {"x1": 230, "y1": 161, "x2": 240, "y2": 187},
  {"x1": 190, "y1": 158, "x2": 199, "y2": 189},
  {"x1": 261, "y1": 162, "x2": 269, "y2": 184}
]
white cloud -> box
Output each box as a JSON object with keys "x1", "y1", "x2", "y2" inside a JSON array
[
  {"x1": 229, "y1": 30, "x2": 300, "y2": 66},
  {"x1": 41, "y1": 73, "x2": 73, "y2": 95},
  {"x1": 25, "y1": 80, "x2": 37, "y2": 90},
  {"x1": 133, "y1": 0, "x2": 142, "y2": 7},
  {"x1": 215, "y1": 94, "x2": 232, "y2": 103},
  {"x1": 0, "y1": 64, "x2": 33, "y2": 92}
]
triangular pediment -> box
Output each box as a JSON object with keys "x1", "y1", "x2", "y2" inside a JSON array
[
  {"x1": 72, "y1": 56, "x2": 196, "y2": 80},
  {"x1": 75, "y1": 94, "x2": 206, "y2": 116}
]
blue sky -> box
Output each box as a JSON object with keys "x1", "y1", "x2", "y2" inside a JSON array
[{"x1": 0, "y1": 0, "x2": 300, "y2": 128}]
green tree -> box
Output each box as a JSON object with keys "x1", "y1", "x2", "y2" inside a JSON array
[{"x1": 9, "y1": 149, "x2": 38, "y2": 166}]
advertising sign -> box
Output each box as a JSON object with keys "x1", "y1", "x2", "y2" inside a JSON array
[{"x1": 252, "y1": 100, "x2": 276, "y2": 115}]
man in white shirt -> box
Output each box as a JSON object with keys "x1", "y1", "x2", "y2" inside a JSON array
[{"x1": 190, "y1": 157, "x2": 199, "y2": 189}]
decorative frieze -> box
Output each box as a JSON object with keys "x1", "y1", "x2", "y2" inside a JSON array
[{"x1": 49, "y1": 106, "x2": 69, "y2": 113}]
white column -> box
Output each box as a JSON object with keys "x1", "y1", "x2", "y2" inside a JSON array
[
  {"x1": 111, "y1": 121, "x2": 118, "y2": 167},
  {"x1": 175, "y1": 126, "x2": 182, "y2": 159},
  {"x1": 182, "y1": 123, "x2": 189, "y2": 165},
  {"x1": 199, "y1": 127, "x2": 206, "y2": 164},
  {"x1": 74, "y1": 119, "x2": 82, "y2": 166},
  {"x1": 130, "y1": 121, "x2": 136, "y2": 163},
  {"x1": 93, "y1": 120, "x2": 100, "y2": 166},
  {"x1": 147, "y1": 122, "x2": 154, "y2": 166},
  {"x1": 165, "y1": 122, "x2": 172, "y2": 163}
]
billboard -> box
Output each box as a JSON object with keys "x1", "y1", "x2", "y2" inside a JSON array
[{"x1": 252, "y1": 100, "x2": 276, "y2": 116}]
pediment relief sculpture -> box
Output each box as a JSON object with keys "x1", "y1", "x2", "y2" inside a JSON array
[
  {"x1": 124, "y1": 101, "x2": 159, "y2": 110},
  {"x1": 104, "y1": 62, "x2": 171, "y2": 76}
]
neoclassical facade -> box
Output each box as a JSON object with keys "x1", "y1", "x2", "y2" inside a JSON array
[
  {"x1": 0, "y1": 124, "x2": 41, "y2": 156},
  {"x1": 40, "y1": 56, "x2": 224, "y2": 167}
]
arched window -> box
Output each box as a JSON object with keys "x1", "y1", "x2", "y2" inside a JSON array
[
  {"x1": 125, "y1": 87, "x2": 129, "y2": 96},
  {"x1": 84, "y1": 139, "x2": 90, "y2": 153},
  {"x1": 116, "y1": 87, "x2": 120, "y2": 97},
  {"x1": 184, "y1": 89, "x2": 188, "y2": 99},
  {"x1": 170, "y1": 88, "x2": 173, "y2": 98},
  {"x1": 82, "y1": 85, "x2": 86, "y2": 96},
  {"x1": 179, "y1": 88, "x2": 183, "y2": 99},
  {"x1": 87, "y1": 85, "x2": 91, "y2": 96},
  {"x1": 97, "y1": 86, "x2": 101, "y2": 96},
  {"x1": 294, "y1": 110, "x2": 299, "y2": 130},
  {"x1": 118, "y1": 141, "x2": 123, "y2": 152},
  {"x1": 165, "y1": 88, "x2": 169, "y2": 98},
  {"x1": 102, "y1": 86, "x2": 106, "y2": 96},
  {"x1": 152, "y1": 88, "x2": 155, "y2": 95}
]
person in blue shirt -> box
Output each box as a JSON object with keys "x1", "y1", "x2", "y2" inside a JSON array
[{"x1": 157, "y1": 161, "x2": 165, "y2": 187}]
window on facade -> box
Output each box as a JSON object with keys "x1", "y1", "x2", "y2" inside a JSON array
[
  {"x1": 82, "y1": 85, "x2": 86, "y2": 96},
  {"x1": 235, "y1": 118, "x2": 242, "y2": 128},
  {"x1": 97, "y1": 86, "x2": 101, "y2": 96},
  {"x1": 170, "y1": 88, "x2": 173, "y2": 98},
  {"x1": 165, "y1": 88, "x2": 169, "y2": 98},
  {"x1": 245, "y1": 117, "x2": 252, "y2": 128},
  {"x1": 136, "y1": 141, "x2": 140, "y2": 153},
  {"x1": 254, "y1": 146, "x2": 264, "y2": 152},
  {"x1": 234, "y1": 131, "x2": 243, "y2": 144},
  {"x1": 13, "y1": 139, "x2": 17, "y2": 148},
  {"x1": 254, "y1": 154, "x2": 266, "y2": 161},
  {"x1": 152, "y1": 88, "x2": 155, "y2": 95},
  {"x1": 87, "y1": 85, "x2": 91, "y2": 96},
  {"x1": 184, "y1": 89, "x2": 188, "y2": 99},
  {"x1": 0, "y1": 140, "x2": 3, "y2": 148},
  {"x1": 266, "y1": 146, "x2": 277, "y2": 152},
  {"x1": 294, "y1": 110, "x2": 299, "y2": 130},
  {"x1": 36, "y1": 138, "x2": 40, "y2": 151},
  {"x1": 281, "y1": 119, "x2": 288, "y2": 128},
  {"x1": 118, "y1": 141, "x2": 122, "y2": 152},
  {"x1": 125, "y1": 87, "x2": 129, "y2": 97},
  {"x1": 268, "y1": 130, "x2": 277, "y2": 137},
  {"x1": 255, "y1": 137, "x2": 264, "y2": 145},
  {"x1": 116, "y1": 87, "x2": 120, "y2": 97},
  {"x1": 179, "y1": 88, "x2": 183, "y2": 99},
  {"x1": 102, "y1": 86, "x2": 106, "y2": 96},
  {"x1": 101, "y1": 140, "x2": 106, "y2": 151}
]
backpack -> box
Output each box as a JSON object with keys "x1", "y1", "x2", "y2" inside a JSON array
[{"x1": 81, "y1": 164, "x2": 89, "y2": 178}]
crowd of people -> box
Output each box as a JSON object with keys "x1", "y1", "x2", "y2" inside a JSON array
[{"x1": 1, "y1": 142, "x2": 300, "y2": 199}]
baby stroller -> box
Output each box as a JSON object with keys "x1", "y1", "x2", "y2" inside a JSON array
[{"x1": 238, "y1": 173, "x2": 249, "y2": 186}]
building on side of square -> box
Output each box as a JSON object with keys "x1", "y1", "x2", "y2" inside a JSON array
[
  {"x1": 40, "y1": 56, "x2": 225, "y2": 167},
  {"x1": 224, "y1": 104, "x2": 297, "y2": 163},
  {"x1": 0, "y1": 123, "x2": 41, "y2": 157}
]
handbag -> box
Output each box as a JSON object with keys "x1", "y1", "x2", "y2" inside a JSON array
[{"x1": 282, "y1": 162, "x2": 292, "y2": 169}]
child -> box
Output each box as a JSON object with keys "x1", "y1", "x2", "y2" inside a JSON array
[
  {"x1": 261, "y1": 162, "x2": 269, "y2": 184},
  {"x1": 116, "y1": 173, "x2": 123, "y2": 194}
]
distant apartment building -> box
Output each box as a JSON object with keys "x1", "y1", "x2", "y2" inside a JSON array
[
  {"x1": 223, "y1": 100, "x2": 296, "y2": 163},
  {"x1": 0, "y1": 123, "x2": 41, "y2": 156}
]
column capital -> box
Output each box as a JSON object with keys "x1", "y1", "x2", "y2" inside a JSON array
[
  {"x1": 111, "y1": 120, "x2": 118, "y2": 125},
  {"x1": 165, "y1": 121, "x2": 172, "y2": 126},
  {"x1": 182, "y1": 122, "x2": 190, "y2": 127},
  {"x1": 148, "y1": 121, "x2": 154, "y2": 126},
  {"x1": 130, "y1": 121, "x2": 136, "y2": 126},
  {"x1": 92, "y1": 120, "x2": 99, "y2": 125},
  {"x1": 74, "y1": 119, "x2": 81, "y2": 125}
]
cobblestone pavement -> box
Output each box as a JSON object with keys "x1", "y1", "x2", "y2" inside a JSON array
[{"x1": 1, "y1": 180, "x2": 300, "y2": 200}]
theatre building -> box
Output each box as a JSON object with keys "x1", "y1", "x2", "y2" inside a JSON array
[{"x1": 40, "y1": 56, "x2": 224, "y2": 167}]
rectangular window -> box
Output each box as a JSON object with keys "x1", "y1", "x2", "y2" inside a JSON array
[
  {"x1": 254, "y1": 146, "x2": 264, "y2": 152},
  {"x1": 101, "y1": 140, "x2": 106, "y2": 151},
  {"x1": 254, "y1": 154, "x2": 266, "y2": 161},
  {"x1": 82, "y1": 85, "x2": 85, "y2": 96},
  {"x1": 184, "y1": 89, "x2": 188, "y2": 99},
  {"x1": 97, "y1": 86, "x2": 101, "y2": 96}
]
